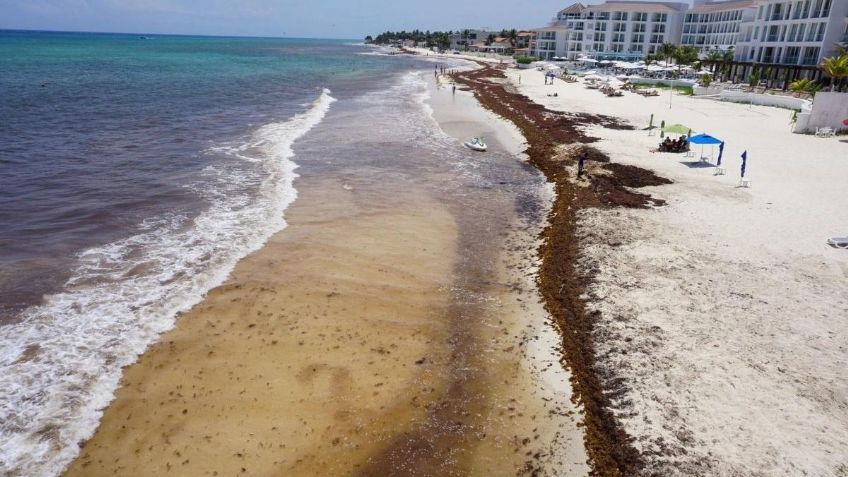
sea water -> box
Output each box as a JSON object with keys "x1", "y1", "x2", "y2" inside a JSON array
[{"x1": 0, "y1": 31, "x2": 422, "y2": 476}]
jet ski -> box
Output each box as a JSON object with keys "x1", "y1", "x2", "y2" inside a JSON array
[{"x1": 465, "y1": 137, "x2": 487, "y2": 152}]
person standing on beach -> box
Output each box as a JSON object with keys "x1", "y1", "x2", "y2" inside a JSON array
[{"x1": 577, "y1": 151, "x2": 587, "y2": 178}]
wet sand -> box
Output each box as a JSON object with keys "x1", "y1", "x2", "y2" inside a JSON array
[{"x1": 62, "y1": 70, "x2": 587, "y2": 476}]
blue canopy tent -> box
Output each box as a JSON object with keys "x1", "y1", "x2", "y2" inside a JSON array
[{"x1": 688, "y1": 133, "x2": 723, "y2": 161}]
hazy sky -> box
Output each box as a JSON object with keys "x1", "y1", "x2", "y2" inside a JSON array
[{"x1": 0, "y1": 0, "x2": 694, "y2": 40}]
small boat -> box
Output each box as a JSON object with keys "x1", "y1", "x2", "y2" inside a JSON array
[{"x1": 465, "y1": 137, "x2": 487, "y2": 152}]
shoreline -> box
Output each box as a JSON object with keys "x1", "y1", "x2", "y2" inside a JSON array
[
  {"x1": 450, "y1": 61, "x2": 666, "y2": 476},
  {"x1": 59, "y1": 66, "x2": 589, "y2": 476}
]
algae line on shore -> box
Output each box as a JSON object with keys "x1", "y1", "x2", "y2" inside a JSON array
[{"x1": 451, "y1": 62, "x2": 671, "y2": 476}]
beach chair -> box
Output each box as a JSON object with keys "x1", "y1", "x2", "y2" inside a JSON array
[
  {"x1": 827, "y1": 237, "x2": 848, "y2": 248},
  {"x1": 713, "y1": 166, "x2": 726, "y2": 175},
  {"x1": 738, "y1": 178, "x2": 752, "y2": 188},
  {"x1": 815, "y1": 127, "x2": 834, "y2": 138}
]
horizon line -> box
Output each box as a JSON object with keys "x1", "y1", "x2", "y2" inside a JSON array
[{"x1": 0, "y1": 27, "x2": 359, "y2": 42}]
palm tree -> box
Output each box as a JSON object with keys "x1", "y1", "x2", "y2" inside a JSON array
[
  {"x1": 673, "y1": 45, "x2": 699, "y2": 66},
  {"x1": 657, "y1": 42, "x2": 678, "y2": 66},
  {"x1": 820, "y1": 54, "x2": 848, "y2": 91},
  {"x1": 643, "y1": 53, "x2": 657, "y2": 66}
]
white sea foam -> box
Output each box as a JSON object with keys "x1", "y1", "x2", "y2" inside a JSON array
[{"x1": 0, "y1": 89, "x2": 336, "y2": 477}]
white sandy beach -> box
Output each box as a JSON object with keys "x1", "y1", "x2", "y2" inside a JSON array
[{"x1": 506, "y1": 66, "x2": 848, "y2": 475}]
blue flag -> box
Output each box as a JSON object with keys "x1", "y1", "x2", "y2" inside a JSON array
[{"x1": 740, "y1": 150, "x2": 747, "y2": 178}]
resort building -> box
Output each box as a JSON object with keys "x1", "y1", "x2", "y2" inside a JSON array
[
  {"x1": 734, "y1": 0, "x2": 848, "y2": 66},
  {"x1": 528, "y1": 25, "x2": 568, "y2": 60},
  {"x1": 532, "y1": 0, "x2": 847, "y2": 70},
  {"x1": 532, "y1": 2, "x2": 690, "y2": 60},
  {"x1": 682, "y1": 0, "x2": 758, "y2": 54},
  {"x1": 449, "y1": 30, "x2": 495, "y2": 51}
]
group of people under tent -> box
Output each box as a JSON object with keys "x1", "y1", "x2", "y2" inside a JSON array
[{"x1": 658, "y1": 136, "x2": 689, "y2": 153}]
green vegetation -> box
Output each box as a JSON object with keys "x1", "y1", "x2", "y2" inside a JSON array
[
  {"x1": 638, "y1": 82, "x2": 693, "y2": 95},
  {"x1": 748, "y1": 67, "x2": 760, "y2": 88},
  {"x1": 789, "y1": 78, "x2": 820, "y2": 95},
  {"x1": 370, "y1": 30, "x2": 452, "y2": 50},
  {"x1": 820, "y1": 54, "x2": 848, "y2": 91},
  {"x1": 700, "y1": 73, "x2": 713, "y2": 88},
  {"x1": 514, "y1": 55, "x2": 536, "y2": 65}
]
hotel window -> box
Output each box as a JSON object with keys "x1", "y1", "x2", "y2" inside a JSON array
[
  {"x1": 633, "y1": 12, "x2": 648, "y2": 22},
  {"x1": 594, "y1": 32, "x2": 605, "y2": 42},
  {"x1": 631, "y1": 33, "x2": 645, "y2": 43},
  {"x1": 598, "y1": 12, "x2": 610, "y2": 20},
  {"x1": 770, "y1": 3, "x2": 783, "y2": 21},
  {"x1": 652, "y1": 24, "x2": 666, "y2": 34},
  {"x1": 633, "y1": 23, "x2": 646, "y2": 33},
  {"x1": 802, "y1": 46, "x2": 820, "y2": 64},
  {"x1": 797, "y1": 24, "x2": 805, "y2": 41},
  {"x1": 613, "y1": 22, "x2": 627, "y2": 32},
  {"x1": 800, "y1": 0, "x2": 810, "y2": 18},
  {"x1": 612, "y1": 33, "x2": 625, "y2": 43},
  {"x1": 593, "y1": 43, "x2": 605, "y2": 51},
  {"x1": 805, "y1": 23, "x2": 817, "y2": 41},
  {"x1": 650, "y1": 34, "x2": 664, "y2": 44},
  {"x1": 784, "y1": 46, "x2": 801, "y2": 63},
  {"x1": 811, "y1": 0, "x2": 823, "y2": 17},
  {"x1": 821, "y1": 0, "x2": 831, "y2": 17},
  {"x1": 814, "y1": 22, "x2": 826, "y2": 41},
  {"x1": 652, "y1": 13, "x2": 667, "y2": 22},
  {"x1": 595, "y1": 22, "x2": 607, "y2": 31},
  {"x1": 767, "y1": 25, "x2": 779, "y2": 42},
  {"x1": 613, "y1": 12, "x2": 628, "y2": 21}
]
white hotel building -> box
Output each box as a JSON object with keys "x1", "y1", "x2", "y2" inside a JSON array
[
  {"x1": 531, "y1": 0, "x2": 847, "y2": 70},
  {"x1": 681, "y1": 0, "x2": 758, "y2": 54},
  {"x1": 530, "y1": 2, "x2": 689, "y2": 60},
  {"x1": 735, "y1": 0, "x2": 848, "y2": 66}
]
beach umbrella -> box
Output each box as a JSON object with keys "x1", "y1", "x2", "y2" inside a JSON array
[
  {"x1": 717, "y1": 142, "x2": 725, "y2": 166},
  {"x1": 660, "y1": 120, "x2": 665, "y2": 138},
  {"x1": 661, "y1": 123, "x2": 690, "y2": 135},
  {"x1": 843, "y1": 118, "x2": 848, "y2": 126},
  {"x1": 741, "y1": 150, "x2": 747, "y2": 178},
  {"x1": 689, "y1": 133, "x2": 723, "y2": 160}
]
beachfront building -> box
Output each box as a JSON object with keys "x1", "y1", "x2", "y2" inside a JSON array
[
  {"x1": 535, "y1": 1, "x2": 690, "y2": 60},
  {"x1": 735, "y1": 0, "x2": 848, "y2": 65},
  {"x1": 682, "y1": 0, "x2": 758, "y2": 54},
  {"x1": 449, "y1": 30, "x2": 495, "y2": 51},
  {"x1": 698, "y1": 0, "x2": 848, "y2": 86},
  {"x1": 514, "y1": 31, "x2": 534, "y2": 56},
  {"x1": 529, "y1": 25, "x2": 568, "y2": 59}
]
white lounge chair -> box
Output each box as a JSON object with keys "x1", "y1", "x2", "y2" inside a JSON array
[
  {"x1": 815, "y1": 127, "x2": 834, "y2": 138},
  {"x1": 827, "y1": 237, "x2": 848, "y2": 248}
]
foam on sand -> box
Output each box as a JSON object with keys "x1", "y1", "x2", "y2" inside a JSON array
[{"x1": 0, "y1": 89, "x2": 335, "y2": 477}]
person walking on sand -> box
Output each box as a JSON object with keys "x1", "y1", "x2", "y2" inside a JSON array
[
  {"x1": 577, "y1": 151, "x2": 587, "y2": 178},
  {"x1": 452, "y1": 84, "x2": 456, "y2": 95}
]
